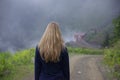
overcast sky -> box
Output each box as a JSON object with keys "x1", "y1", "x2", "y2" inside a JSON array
[{"x1": 0, "y1": 0, "x2": 120, "y2": 52}]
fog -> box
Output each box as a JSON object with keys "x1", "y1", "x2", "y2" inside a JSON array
[{"x1": 0, "y1": 0, "x2": 120, "y2": 51}]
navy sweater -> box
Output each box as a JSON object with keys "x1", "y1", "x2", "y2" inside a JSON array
[{"x1": 35, "y1": 46, "x2": 70, "y2": 80}]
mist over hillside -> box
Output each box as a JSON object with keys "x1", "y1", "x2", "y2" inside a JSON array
[{"x1": 0, "y1": 0, "x2": 120, "y2": 51}]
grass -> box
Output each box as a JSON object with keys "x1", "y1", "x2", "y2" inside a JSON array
[
  {"x1": 0, "y1": 48, "x2": 35, "y2": 80},
  {"x1": 67, "y1": 47, "x2": 103, "y2": 55},
  {"x1": 1, "y1": 65, "x2": 34, "y2": 80}
]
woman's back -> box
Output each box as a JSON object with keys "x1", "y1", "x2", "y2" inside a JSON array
[
  {"x1": 35, "y1": 46, "x2": 69, "y2": 80},
  {"x1": 35, "y1": 22, "x2": 70, "y2": 80}
]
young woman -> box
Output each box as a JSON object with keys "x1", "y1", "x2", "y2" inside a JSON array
[{"x1": 35, "y1": 22, "x2": 70, "y2": 80}]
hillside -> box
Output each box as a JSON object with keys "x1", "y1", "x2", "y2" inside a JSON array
[
  {"x1": 65, "y1": 22, "x2": 114, "y2": 48},
  {"x1": 83, "y1": 22, "x2": 114, "y2": 47}
]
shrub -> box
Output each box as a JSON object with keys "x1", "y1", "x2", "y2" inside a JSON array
[
  {"x1": 0, "y1": 48, "x2": 35, "y2": 78},
  {"x1": 0, "y1": 52, "x2": 13, "y2": 76},
  {"x1": 104, "y1": 48, "x2": 120, "y2": 79},
  {"x1": 12, "y1": 48, "x2": 35, "y2": 65}
]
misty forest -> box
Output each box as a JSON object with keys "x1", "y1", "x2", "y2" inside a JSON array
[{"x1": 0, "y1": 0, "x2": 120, "y2": 80}]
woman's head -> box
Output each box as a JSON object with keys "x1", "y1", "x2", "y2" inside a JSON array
[{"x1": 38, "y1": 22, "x2": 64, "y2": 63}]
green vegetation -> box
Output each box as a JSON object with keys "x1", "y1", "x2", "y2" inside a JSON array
[
  {"x1": 68, "y1": 47, "x2": 103, "y2": 55},
  {"x1": 113, "y1": 16, "x2": 120, "y2": 41},
  {"x1": 104, "y1": 16, "x2": 120, "y2": 79},
  {"x1": 0, "y1": 52, "x2": 13, "y2": 77},
  {"x1": 0, "y1": 48, "x2": 35, "y2": 80},
  {"x1": 104, "y1": 41, "x2": 120, "y2": 79}
]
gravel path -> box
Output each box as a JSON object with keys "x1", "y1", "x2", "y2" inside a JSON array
[{"x1": 71, "y1": 55, "x2": 105, "y2": 80}]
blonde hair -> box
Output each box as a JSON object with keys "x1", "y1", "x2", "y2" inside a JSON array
[{"x1": 38, "y1": 22, "x2": 64, "y2": 63}]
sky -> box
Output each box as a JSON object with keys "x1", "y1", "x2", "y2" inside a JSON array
[{"x1": 0, "y1": 0, "x2": 120, "y2": 52}]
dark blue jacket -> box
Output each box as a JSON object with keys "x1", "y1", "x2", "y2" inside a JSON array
[{"x1": 35, "y1": 46, "x2": 70, "y2": 80}]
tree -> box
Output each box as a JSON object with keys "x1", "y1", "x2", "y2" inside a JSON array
[
  {"x1": 102, "y1": 32, "x2": 110, "y2": 47},
  {"x1": 113, "y1": 16, "x2": 120, "y2": 41}
]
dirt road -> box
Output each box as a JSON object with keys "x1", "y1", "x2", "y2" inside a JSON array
[
  {"x1": 23, "y1": 55, "x2": 109, "y2": 80},
  {"x1": 70, "y1": 55, "x2": 107, "y2": 80}
]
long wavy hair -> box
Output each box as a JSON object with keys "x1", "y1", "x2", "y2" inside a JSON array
[{"x1": 38, "y1": 22, "x2": 64, "y2": 63}]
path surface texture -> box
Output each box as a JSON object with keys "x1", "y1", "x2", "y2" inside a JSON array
[{"x1": 70, "y1": 55, "x2": 108, "y2": 80}]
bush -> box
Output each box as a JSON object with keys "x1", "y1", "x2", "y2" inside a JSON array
[
  {"x1": 0, "y1": 52, "x2": 13, "y2": 76},
  {"x1": 104, "y1": 48, "x2": 120, "y2": 79},
  {"x1": 0, "y1": 48, "x2": 35, "y2": 78},
  {"x1": 12, "y1": 48, "x2": 35, "y2": 65}
]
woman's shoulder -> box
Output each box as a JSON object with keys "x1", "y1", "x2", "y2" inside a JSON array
[
  {"x1": 61, "y1": 47, "x2": 68, "y2": 55},
  {"x1": 35, "y1": 45, "x2": 40, "y2": 55},
  {"x1": 62, "y1": 46, "x2": 67, "y2": 51},
  {"x1": 35, "y1": 45, "x2": 38, "y2": 51}
]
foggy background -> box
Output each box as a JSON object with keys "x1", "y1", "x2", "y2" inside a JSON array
[{"x1": 0, "y1": 0, "x2": 120, "y2": 52}]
